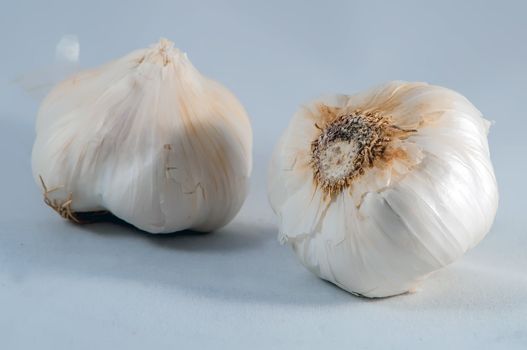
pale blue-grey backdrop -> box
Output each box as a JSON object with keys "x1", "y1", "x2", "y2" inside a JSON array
[{"x1": 1, "y1": 1, "x2": 526, "y2": 349}]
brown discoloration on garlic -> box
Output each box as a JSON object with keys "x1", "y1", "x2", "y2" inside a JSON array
[
  {"x1": 310, "y1": 107, "x2": 415, "y2": 197},
  {"x1": 164, "y1": 144, "x2": 178, "y2": 179},
  {"x1": 316, "y1": 103, "x2": 341, "y2": 126},
  {"x1": 382, "y1": 147, "x2": 410, "y2": 165}
]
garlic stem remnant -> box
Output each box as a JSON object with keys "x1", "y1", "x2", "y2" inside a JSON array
[
  {"x1": 311, "y1": 110, "x2": 415, "y2": 197},
  {"x1": 32, "y1": 39, "x2": 252, "y2": 233},
  {"x1": 268, "y1": 82, "x2": 498, "y2": 298}
]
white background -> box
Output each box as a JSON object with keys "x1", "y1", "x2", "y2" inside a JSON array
[{"x1": 1, "y1": 0, "x2": 526, "y2": 348}]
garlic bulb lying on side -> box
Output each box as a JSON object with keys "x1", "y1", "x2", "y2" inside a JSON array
[
  {"x1": 32, "y1": 38, "x2": 252, "y2": 233},
  {"x1": 268, "y1": 81, "x2": 498, "y2": 298}
]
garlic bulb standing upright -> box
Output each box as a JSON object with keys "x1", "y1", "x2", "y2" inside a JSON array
[
  {"x1": 268, "y1": 81, "x2": 498, "y2": 298},
  {"x1": 32, "y1": 39, "x2": 252, "y2": 233}
]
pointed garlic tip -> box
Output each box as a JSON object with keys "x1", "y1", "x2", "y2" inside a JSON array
[
  {"x1": 268, "y1": 81, "x2": 498, "y2": 298},
  {"x1": 32, "y1": 39, "x2": 252, "y2": 234},
  {"x1": 157, "y1": 37, "x2": 174, "y2": 50},
  {"x1": 138, "y1": 38, "x2": 188, "y2": 67}
]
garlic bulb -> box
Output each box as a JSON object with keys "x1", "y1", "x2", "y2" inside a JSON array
[
  {"x1": 268, "y1": 81, "x2": 498, "y2": 298},
  {"x1": 32, "y1": 39, "x2": 252, "y2": 233}
]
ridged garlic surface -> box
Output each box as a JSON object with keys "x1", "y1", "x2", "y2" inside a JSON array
[
  {"x1": 32, "y1": 39, "x2": 252, "y2": 233},
  {"x1": 268, "y1": 81, "x2": 498, "y2": 298}
]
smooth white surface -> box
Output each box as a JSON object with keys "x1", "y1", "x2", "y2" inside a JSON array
[{"x1": 1, "y1": 0, "x2": 527, "y2": 348}]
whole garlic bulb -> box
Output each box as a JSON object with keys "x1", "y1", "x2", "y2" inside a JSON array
[
  {"x1": 32, "y1": 39, "x2": 252, "y2": 233},
  {"x1": 268, "y1": 81, "x2": 498, "y2": 298}
]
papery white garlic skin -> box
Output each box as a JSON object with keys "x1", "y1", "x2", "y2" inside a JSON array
[
  {"x1": 268, "y1": 81, "x2": 498, "y2": 298},
  {"x1": 32, "y1": 39, "x2": 252, "y2": 233}
]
